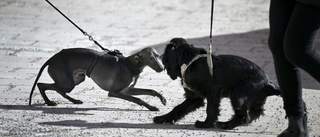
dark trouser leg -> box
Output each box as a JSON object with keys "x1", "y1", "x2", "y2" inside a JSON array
[
  {"x1": 268, "y1": 0, "x2": 304, "y2": 118},
  {"x1": 269, "y1": 0, "x2": 320, "y2": 136},
  {"x1": 284, "y1": 4, "x2": 320, "y2": 82}
]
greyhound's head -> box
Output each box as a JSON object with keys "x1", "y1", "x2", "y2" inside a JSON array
[{"x1": 135, "y1": 48, "x2": 164, "y2": 72}]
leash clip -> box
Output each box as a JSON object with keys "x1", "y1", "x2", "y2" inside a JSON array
[{"x1": 181, "y1": 64, "x2": 187, "y2": 72}]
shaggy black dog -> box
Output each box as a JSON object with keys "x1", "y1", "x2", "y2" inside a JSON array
[{"x1": 153, "y1": 38, "x2": 280, "y2": 129}]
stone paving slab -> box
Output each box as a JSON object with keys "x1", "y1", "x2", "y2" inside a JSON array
[{"x1": 1, "y1": 0, "x2": 320, "y2": 136}]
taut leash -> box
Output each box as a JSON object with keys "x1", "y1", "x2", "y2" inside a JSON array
[
  {"x1": 45, "y1": 0, "x2": 122, "y2": 56},
  {"x1": 207, "y1": 0, "x2": 214, "y2": 76}
]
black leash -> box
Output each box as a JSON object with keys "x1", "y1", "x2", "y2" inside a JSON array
[
  {"x1": 207, "y1": 0, "x2": 214, "y2": 76},
  {"x1": 209, "y1": 0, "x2": 214, "y2": 42},
  {"x1": 45, "y1": 0, "x2": 122, "y2": 56}
]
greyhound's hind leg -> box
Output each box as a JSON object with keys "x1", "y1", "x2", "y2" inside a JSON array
[
  {"x1": 122, "y1": 88, "x2": 166, "y2": 106},
  {"x1": 38, "y1": 82, "x2": 82, "y2": 105},
  {"x1": 47, "y1": 65, "x2": 83, "y2": 105},
  {"x1": 37, "y1": 83, "x2": 58, "y2": 106},
  {"x1": 56, "y1": 91, "x2": 83, "y2": 104},
  {"x1": 108, "y1": 91, "x2": 159, "y2": 111},
  {"x1": 54, "y1": 82, "x2": 82, "y2": 104}
]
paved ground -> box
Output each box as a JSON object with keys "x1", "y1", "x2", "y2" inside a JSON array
[{"x1": 1, "y1": 0, "x2": 320, "y2": 136}]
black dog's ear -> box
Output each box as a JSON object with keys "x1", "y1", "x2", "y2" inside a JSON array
[
  {"x1": 162, "y1": 42, "x2": 180, "y2": 80},
  {"x1": 163, "y1": 42, "x2": 176, "y2": 57}
]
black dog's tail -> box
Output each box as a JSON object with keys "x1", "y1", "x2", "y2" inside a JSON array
[
  {"x1": 264, "y1": 82, "x2": 281, "y2": 96},
  {"x1": 29, "y1": 60, "x2": 50, "y2": 106}
]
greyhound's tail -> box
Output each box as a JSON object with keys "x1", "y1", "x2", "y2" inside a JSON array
[
  {"x1": 264, "y1": 82, "x2": 281, "y2": 96},
  {"x1": 29, "y1": 60, "x2": 50, "y2": 106}
]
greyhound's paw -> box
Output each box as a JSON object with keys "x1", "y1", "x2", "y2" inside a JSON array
[
  {"x1": 153, "y1": 115, "x2": 174, "y2": 124},
  {"x1": 195, "y1": 120, "x2": 213, "y2": 128},
  {"x1": 148, "y1": 106, "x2": 159, "y2": 111},
  {"x1": 46, "y1": 101, "x2": 57, "y2": 106},
  {"x1": 73, "y1": 100, "x2": 83, "y2": 104}
]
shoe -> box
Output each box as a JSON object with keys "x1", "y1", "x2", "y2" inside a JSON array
[{"x1": 278, "y1": 113, "x2": 308, "y2": 137}]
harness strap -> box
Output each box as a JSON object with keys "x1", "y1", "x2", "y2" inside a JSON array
[
  {"x1": 86, "y1": 55, "x2": 100, "y2": 77},
  {"x1": 181, "y1": 54, "x2": 207, "y2": 91}
]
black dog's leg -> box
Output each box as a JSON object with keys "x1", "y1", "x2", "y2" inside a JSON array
[
  {"x1": 247, "y1": 102, "x2": 265, "y2": 123},
  {"x1": 216, "y1": 82, "x2": 251, "y2": 129},
  {"x1": 216, "y1": 108, "x2": 249, "y2": 130},
  {"x1": 122, "y1": 88, "x2": 167, "y2": 106},
  {"x1": 195, "y1": 91, "x2": 220, "y2": 128},
  {"x1": 108, "y1": 91, "x2": 159, "y2": 111},
  {"x1": 153, "y1": 97, "x2": 204, "y2": 124}
]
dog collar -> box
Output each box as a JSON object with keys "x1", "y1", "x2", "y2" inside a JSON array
[{"x1": 181, "y1": 54, "x2": 207, "y2": 91}]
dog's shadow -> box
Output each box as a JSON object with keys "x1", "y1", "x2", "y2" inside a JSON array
[
  {"x1": 0, "y1": 104, "x2": 145, "y2": 115},
  {"x1": 37, "y1": 119, "x2": 242, "y2": 134},
  {"x1": 0, "y1": 105, "x2": 270, "y2": 135},
  {"x1": 38, "y1": 120, "x2": 273, "y2": 135},
  {"x1": 39, "y1": 119, "x2": 198, "y2": 130}
]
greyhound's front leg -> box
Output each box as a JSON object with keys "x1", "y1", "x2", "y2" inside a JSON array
[
  {"x1": 108, "y1": 91, "x2": 159, "y2": 111},
  {"x1": 121, "y1": 88, "x2": 166, "y2": 106}
]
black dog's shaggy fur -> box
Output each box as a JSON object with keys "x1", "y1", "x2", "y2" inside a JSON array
[{"x1": 153, "y1": 38, "x2": 280, "y2": 129}]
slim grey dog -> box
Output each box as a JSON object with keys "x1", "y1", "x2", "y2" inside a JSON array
[{"x1": 29, "y1": 47, "x2": 166, "y2": 111}]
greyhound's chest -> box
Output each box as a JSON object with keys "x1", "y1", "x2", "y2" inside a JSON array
[{"x1": 89, "y1": 58, "x2": 134, "y2": 92}]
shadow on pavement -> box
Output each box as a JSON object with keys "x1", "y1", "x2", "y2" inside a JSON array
[
  {"x1": 38, "y1": 119, "x2": 274, "y2": 135},
  {"x1": 0, "y1": 104, "x2": 147, "y2": 115}
]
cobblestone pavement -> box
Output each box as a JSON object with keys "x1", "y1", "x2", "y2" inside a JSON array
[{"x1": 1, "y1": 0, "x2": 320, "y2": 136}]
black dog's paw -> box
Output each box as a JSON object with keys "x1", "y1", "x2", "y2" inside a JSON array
[
  {"x1": 153, "y1": 115, "x2": 174, "y2": 124},
  {"x1": 46, "y1": 101, "x2": 57, "y2": 106},
  {"x1": 195, "y1": 120, "x2": 213, "y2": 128},
  {"x1": 215, "y1": 122, "x2": 233, "y2": 130}
]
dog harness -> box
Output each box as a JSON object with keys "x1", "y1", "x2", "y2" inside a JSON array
[
  {"x1": 86, "y1": 55, "x2": 100, "y2": 78},
  {"x1": 180, "y1": 54, "x2": 207, "y2": 91}
]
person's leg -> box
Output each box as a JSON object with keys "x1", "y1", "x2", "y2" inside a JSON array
[
  {"x1": 284, "y1": 3, "x2": 320, "y2": 83},
  {"x1": 268, "y1": 0, "x2": 304, "y2": 118},
  {"x1": 278, "y1": 4, "x2": 320, "y2": 137},
  {"x1": 268, "y1": 0, "x2": 308, "y2": 136}
]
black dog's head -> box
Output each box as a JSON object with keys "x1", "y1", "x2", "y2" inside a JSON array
[{"x1": 162, "y1": 38, "x2": 206, "y2": 80}]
